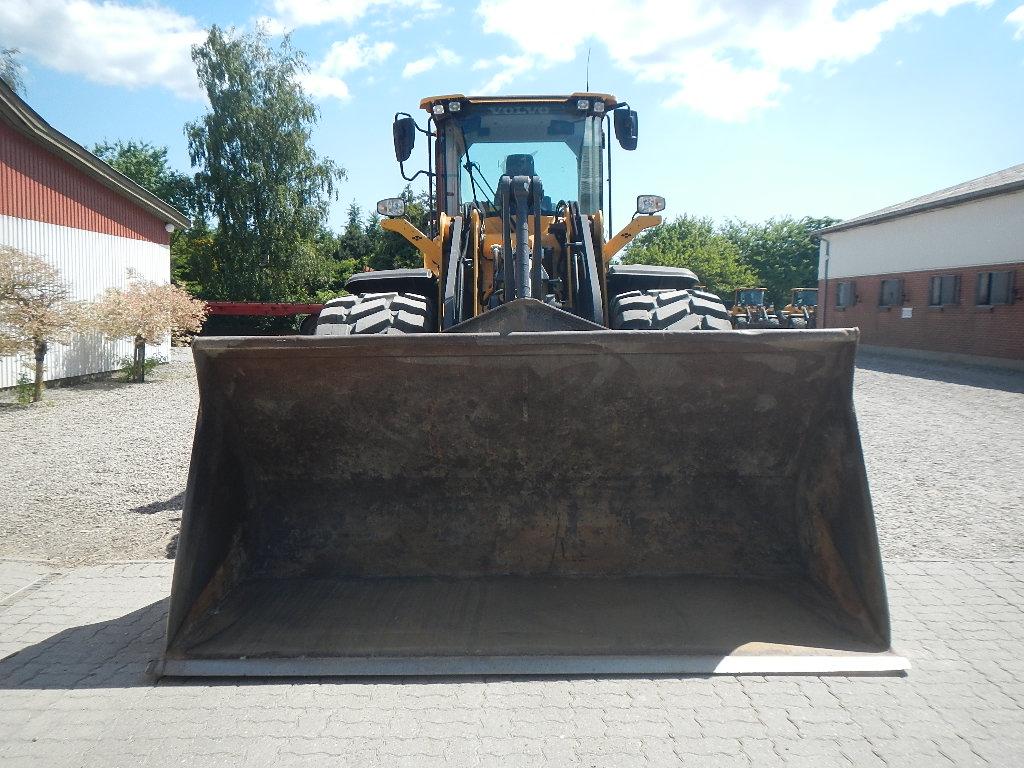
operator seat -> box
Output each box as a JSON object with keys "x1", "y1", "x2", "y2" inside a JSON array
[
  {"x1": 500, "y1": 154, "x2": 552, "y2": 213},
  {"x1": 504, "y1": 153, "x2": 535, "y2": 177}
]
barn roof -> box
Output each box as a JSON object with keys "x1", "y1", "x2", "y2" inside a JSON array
[
  {"x1": 816, "y1": 163, "x2": 1024, "y2": 235},
  {"x1": 0, "y1": 79, "x2": 190, "y2": 229}
]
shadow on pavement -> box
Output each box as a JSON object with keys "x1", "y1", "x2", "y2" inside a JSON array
[
  {"x1": 857, "y1": 352, "x2": 1024, "y2": 393},
  {"x1": 0, "y1": 600, "x2": 169, "y2": 690}
]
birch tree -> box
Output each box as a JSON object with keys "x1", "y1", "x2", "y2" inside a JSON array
[
  {"x1": 186, "y1": 26, "x2": 344, "y2": 301},
  {"x1": 1, "y1": 48, "x2": 25, "y2": 94}
]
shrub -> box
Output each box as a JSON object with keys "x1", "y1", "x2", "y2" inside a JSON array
[
  {"x1": 89, "y1": 275, "x2": 206, "y2": 382},
  {"x1": 0, "y1": 246, "x2": 82, "y2": 401}
]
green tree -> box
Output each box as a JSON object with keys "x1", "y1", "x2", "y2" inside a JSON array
[
  {"x1": 721, "y1": 216, "x2": 839, "y2": 307},
  {"x1": 169, "y1": 221, "x2": 217, "y2": 295},
  {"x1": 338, "y1": 203, "x2": 372, "y2": 264},
  {"x1": 92, "y1": 139, "x2": 209, "y2": 294},
  {"x1": 621, "y1": 215, "x2": 758, "y2": 299},
  {"x1": 92, "y1": 140, "x2": 196, "y2": 218},
  {"x1": 186, "y1": 26, "x2": 344, "y2": 301},
  {"x1": 1, "y1": 48, "x2": 25, "y2": 94}
]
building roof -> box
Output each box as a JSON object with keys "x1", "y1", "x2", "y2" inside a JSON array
[
  {"x1": 0, "y1": 79, "x2": 190, "y2": 229},
  {"x1": 816, "y1": 163, "x2": 1024, "y2": 235}
]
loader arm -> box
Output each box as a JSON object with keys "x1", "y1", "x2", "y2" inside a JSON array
[
  {"x1": 380, "y1": 216, "x2": 442, "y2": 275},
  {"x1": 603, "y1": 214, "x2": 662, "y2": 262}
]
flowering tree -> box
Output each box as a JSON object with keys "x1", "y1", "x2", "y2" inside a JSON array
[
  {"x1": 90, "y1": 275, "x2": 206, "y2": 382},
  {"x1": 0, "y1": 246, "x2": 82, "y2": 402}
]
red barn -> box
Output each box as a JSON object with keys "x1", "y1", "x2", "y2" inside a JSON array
[{"x1": 1, "y1": 79, "x2": 189, "y2": 388}]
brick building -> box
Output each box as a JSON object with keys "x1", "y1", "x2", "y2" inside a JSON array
[
  {"x1": 1, "y1": 79, "x2": 189, "y2": 388},
  {"x1": 816, "y1": 164, "x2": 1023, "y2": 367}
]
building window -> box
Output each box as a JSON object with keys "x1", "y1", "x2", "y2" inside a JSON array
[
  {"x1": 836, "y1": 281, "x2": 855, "y2": 308},
  {"x1": 879, "y1": 279, "x2": 903, "y2": 307},
  {"x1": 976, "y1": 271, "x2": 1014, "y2": 306},
  {"x1": 929, "y1": 275, "x2": 960, "y2": 306}
]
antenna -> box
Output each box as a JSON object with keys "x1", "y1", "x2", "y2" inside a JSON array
[{"x1": 585, "y1": 47, "x2": 591, "y2": 91}]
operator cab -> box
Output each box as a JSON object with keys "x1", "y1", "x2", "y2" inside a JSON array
[
  {"x1": 389, "y1": 94, "x2": 638, "y2": 224},
  {"x1": 792, "y1": 288, "x2": 818, "y2": 307},
  {"x1": 736, "y1": 288, "x2": 767, "y2": 307},
  {"x1": 431, "y1": 94, "x2": 613, "y2": 218}
]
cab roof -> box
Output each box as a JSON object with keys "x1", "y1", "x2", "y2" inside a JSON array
[{"x1": 419, "y1": 93, "x2": 617, "y2": 112}]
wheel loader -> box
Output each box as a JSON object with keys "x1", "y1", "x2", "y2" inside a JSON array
[
  {"x1": 156, "y1": 93, "x2": 906, "y2": 677},
  {"x1": 728, "y1": 287, "x2": 781, "y2": 328},
  {"x1": 778, "y1": 287, "x2": 819, "y2": 328}
]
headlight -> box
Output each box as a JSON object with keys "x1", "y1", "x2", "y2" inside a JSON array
[
  {"x1": 432, "y1": 103, "x2": 445, "y2": 115},
  {"x1": 593, "y1": 101, "x2": 605, "y2": 113},
  {"x1": 577, "y1": 99, "x2": 589, "y2": 111},
  {"x1": 377, "y1": 197, "x2": 407, "y2": 217},
  {"x1": 636, "y1": 195, "x2": 666, "y2": 215},
  {"x1": 448, "y1": 101, "x2": 461, "y2": 112}
]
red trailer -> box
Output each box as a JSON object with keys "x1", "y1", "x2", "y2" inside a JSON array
[{"x1": 204, "y1": 302, "x2": 324, "y2": 335}]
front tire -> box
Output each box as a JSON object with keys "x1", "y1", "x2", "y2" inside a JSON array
[
  {"x1": 610, "y1": 289, "x2": 731, "y2": 331},
  {"x1": 315, "y1": 292, "x2": 436, "y2": 335}
]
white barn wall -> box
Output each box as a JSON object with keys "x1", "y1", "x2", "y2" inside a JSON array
[
  {"x1": 818, "y1": 189, "x2": 1024, "y2": 279},
  {"x1": 1, "y1": 214, "x2": 172, "y2": 388}
]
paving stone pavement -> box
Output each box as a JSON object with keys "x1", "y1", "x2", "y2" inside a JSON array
[
  {"x1": 2, "y1": 354, "x2": 1022, "y2": 765},
  {"x1": 0, "y1": 561, "x2": 52, "y2": 603},
  {"x1": 1, "y1": 559, "x2": 1023, "y2": 767}
]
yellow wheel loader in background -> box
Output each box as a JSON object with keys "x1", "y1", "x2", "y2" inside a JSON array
[
  {"x1": 728, "y1": 287, "x2": 781, "y2": 329},
  {"x1": 779, "y1": 287, "x2": 819, "y2": 328},
  {"x1": 157, "y1": 93, "x2": 906, "y2": 677}
]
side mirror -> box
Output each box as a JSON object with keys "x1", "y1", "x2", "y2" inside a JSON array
[
  {"x1": 377, "y1": 197, "x2": 406, "y2": 218},
  {"x1": 613, "y1": 108, "x2": 638, "y2": 151},
  {"x1": 636, "y1": 195, "x2": 665, "y2": 215},
  {"x1": 393, "y1": 116, "x2": 416, "y2": 163}
]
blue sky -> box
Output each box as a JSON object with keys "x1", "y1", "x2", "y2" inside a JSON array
[{"x1": 3, "y1": 0, "x2": 1023, "y2": 232}]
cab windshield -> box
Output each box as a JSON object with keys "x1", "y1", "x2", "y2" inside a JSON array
[
  {"x1": 737, "y1": 289, "x2": 766, "y2": 306},
  {"x1": 442, "y1": 107, "x2": 604, "y2": 216},
  {"x1": 793, "y1": 289, "x2": 818, "y2": 307}
]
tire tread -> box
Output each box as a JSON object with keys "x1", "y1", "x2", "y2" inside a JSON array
[
  {"x1": 315, "y1": 292, "x2": 435, "y2": 335},
  {"x1": 610, "y1": 287, "x2": 729, "y2": 332}
]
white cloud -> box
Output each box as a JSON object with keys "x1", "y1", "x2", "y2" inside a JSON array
[
  {"x1": 403, "y1": 56, "x2": 436, "y2": 78},
  {"x1": 475, "y1": 55, "x2": 534, "y2": 95},
  {"x1": 438, "y1": 48, "x2": 461, "y2": 66},
  {"x1": 401, "y1": 47, "x2": 462, "y2": 78},
  {"x1": 1008, "y1": 4, "x2": 1024, "y2": 39},
  {"x1": 0, "y1": 0, "x2": 205, "y2": 99},
  {"x1": 301, "y1": 34, "x2": 395, "y2": 101},
  {"x1": 266, "y1": 0, "x2": 441, "y2": 30},
  {"x1": 475, "y1": 0, "x2": 992, "y2": 121}
]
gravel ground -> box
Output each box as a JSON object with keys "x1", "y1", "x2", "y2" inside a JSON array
[
  {"x1": 0, "y1": 348, "x2": 196, "y2": 565},
  {"x1": 0, "y1": 346, "x2": 1021, "y2": 565}
]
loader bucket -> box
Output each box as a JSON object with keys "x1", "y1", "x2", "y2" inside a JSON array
[{"x1": 157, "y1": 326, "x2": 907, "y2": 676}]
